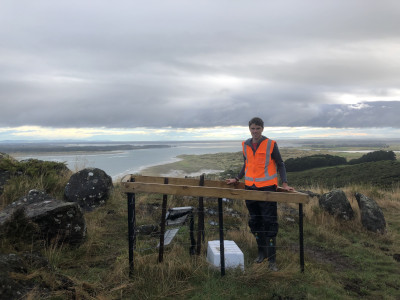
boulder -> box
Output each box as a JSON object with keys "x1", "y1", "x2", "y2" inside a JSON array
[
  {"x1": 0, "y1": 190, "x2": 86, "y2": 245},
  {"x1": 0, "y1": 252, "x2": 50, "y2": 300},
  {"x1": 0, "y1": 252, "x2": 76, "y2": 299},
  {"x1": 319, "y1": 189, "x2": 354, "y2": 220},
  {"x1": 0, "y1": 253, "x2": 33, "y2": 299},
  {"x1": 64, "y1": 168, "x2": 113, "y2": 211},
  {"x1": 355, "y1": 193, "x2": 386, "y2": 233}
]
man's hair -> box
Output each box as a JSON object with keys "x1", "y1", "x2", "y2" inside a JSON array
[{"x1": 248, "y1": 117, "x2": 264, "y2": 128}]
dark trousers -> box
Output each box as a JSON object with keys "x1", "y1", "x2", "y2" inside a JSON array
[{"x1": 245, "y1": 185, "x2": 278, "y2": 238}]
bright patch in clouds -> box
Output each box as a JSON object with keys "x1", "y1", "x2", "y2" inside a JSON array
[
  {"x1": 1, "y1": 126, "x2": 399, "y2": 141},
  {"x1": 6, "y1": 126, "x2": 150, "y2": 139},
  {"x1": 329, "y1": 89, "x2": 400, "y2": 105},
  {"x1": 200, "y1": 75, "x2": 264, "y2": 90},
  {"x1": 301, "y1": 131, "x2": 369, "y2": 138}
]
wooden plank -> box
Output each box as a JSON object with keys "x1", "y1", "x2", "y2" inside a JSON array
[
  {"x1": 121, "y1": 182, "x2": 309, "y2": 204},
  {"x1": 121, "y1": 174, "x2": 133, "y2": 183},
  {"x1": 121, "y1": 175, "x2": 245, "y2": 189}
]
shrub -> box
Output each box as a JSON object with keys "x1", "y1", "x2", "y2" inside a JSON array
[
  {"x1": 285, "y1": 154, "x2": 347, "y2": 172},
  {"x1": 0, "y1": 157, "x2": 71, "y2": 208},
  {"x1": 348, "y1": 150, "x2": 396, "y2": 165}
]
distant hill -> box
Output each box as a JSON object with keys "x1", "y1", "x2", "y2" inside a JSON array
[
  {"x1": 284, "y1": 150, "x2": 396, "y2": 172},
  {"x1": 287, "y1": 160, "x2": 400, "y2": 188},
  {"x1": 348, "y1": 150, "x2": 396, "y2": 165},
  {"x1": 285, "y1": 154, "x2": 347, "y2": 172},
  {"x1": 0, "y1": 144, "x2": 171, "y2": 153}
]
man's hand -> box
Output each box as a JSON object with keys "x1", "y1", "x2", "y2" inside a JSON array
[
  {"x1": 225, "y1": 178, "x2": 237, "y2": 185},
  {"x1": 281, "y1": 182, "x2": 295, "y2": 192}
]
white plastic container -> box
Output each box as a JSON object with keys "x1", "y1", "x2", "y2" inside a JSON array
[{"x1": 207, "y1": 240, "x2": 244, "y2": 271}]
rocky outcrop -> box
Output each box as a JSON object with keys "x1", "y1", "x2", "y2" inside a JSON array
[
  {"x1": 64, "y1": 168, "x2": 113, "y2": 211},
  {"x1": 0, "y1": 253, "x2": 36, "y2": 299},
  {"x1": 0, "y1": 252, "x2": 76, "y2": 299},
  {"x1": 319, "y1": 189, "x2": 354, "y2": 220},
  {"x1": 355, "y1": 193, "x2": 386, "y2": 233},
  {"x1": 0, "y1": 252, "x2": 50, "y2": 299},
  {"x1": 0, "y1": 190, "x2": 86, "y2": 245}
]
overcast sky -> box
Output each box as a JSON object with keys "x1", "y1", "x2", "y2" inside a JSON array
[{"x1": 1, "y1": 0, "x2": 400, "y2": 141}]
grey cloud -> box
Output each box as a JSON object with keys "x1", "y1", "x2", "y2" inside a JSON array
[
  {"x1": 1, "y1": 0, "x2": 400, "y2": 130},
  {"x1": 305, "y1": 101, "x2": 400, "y2": 128}
]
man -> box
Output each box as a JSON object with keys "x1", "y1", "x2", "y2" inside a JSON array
[{"x1": 226, "y1": 117, "x2": 294, "y2": 271}]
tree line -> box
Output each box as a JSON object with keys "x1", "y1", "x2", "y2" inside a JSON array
[{"x1": 284, "y1": 150, "x2": 397, "y2": 172}]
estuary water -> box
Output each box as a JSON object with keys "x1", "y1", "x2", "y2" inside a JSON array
[
  {"x1": 13, "y1": 139, "x2": 392, "y2": 181},
  {"x1": 13, "y1": 141, "x2": 246, "y2": 180}
]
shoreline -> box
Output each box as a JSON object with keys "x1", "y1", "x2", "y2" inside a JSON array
[
  {"x1": 138, "y1": 152, "x2": 243, "y2": 178},
  {"x1": 141, "y1": 167, "x2": 224, "y2": 178},
  {"x1": 9, "y1": 150, "x2": 125, "y2": 158}
]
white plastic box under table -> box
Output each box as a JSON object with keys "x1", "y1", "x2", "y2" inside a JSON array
[{"x1": 207, "y1": 240, "x2": 244, "y2": 270}]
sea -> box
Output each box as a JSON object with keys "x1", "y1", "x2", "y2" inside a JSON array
[{"x1": 12, "y1": 141, "x2": 250, "y2": 181}]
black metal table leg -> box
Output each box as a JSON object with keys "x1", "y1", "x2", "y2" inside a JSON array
[{"x1": 218, "y1": 197, "x2": 225, "y2": 276}]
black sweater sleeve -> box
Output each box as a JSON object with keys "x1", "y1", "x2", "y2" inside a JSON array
[{"x1": 272, "y1": 143, "x2": 288, "y2": 183}]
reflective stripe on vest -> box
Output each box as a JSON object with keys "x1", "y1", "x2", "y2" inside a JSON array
[{"x1": 243, "y1": 139, "x2": 278, "y2": 187}]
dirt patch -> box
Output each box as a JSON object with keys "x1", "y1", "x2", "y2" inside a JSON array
[
  {"x1": 304, "y1": 246, "x2": 356, "y2": 272},
  {"x1": 343, "y1": 278, "x2": 368, "y2": 297}
]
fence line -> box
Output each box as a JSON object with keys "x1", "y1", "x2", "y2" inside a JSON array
[{"x1": 121, "y1": 174, "x2": 309, "y2": 277}]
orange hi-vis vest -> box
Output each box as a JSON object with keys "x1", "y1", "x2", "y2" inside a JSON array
[{"x1": 242, "y1": 138, "x2": 278, "y2": 188}]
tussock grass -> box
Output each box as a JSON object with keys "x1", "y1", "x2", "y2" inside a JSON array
[
  {"x1": 2, "y1": 181, "x2": 400, "y2": 299},
  {"x1": 0, "y1": 158, "x2": 70, "y2": 209}
]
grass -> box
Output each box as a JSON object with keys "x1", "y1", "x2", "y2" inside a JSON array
[
  {"x1": 0, "y1": 157, "x2": 71, "y2": 209},
  {"x1": 2, "y1": 182, "x2": 399, "y2": 299},
  {"x1": 1, "y1": 150, "x2": 400, "y2": 299},
  {"x1": 142, "y1": 152, "x2": 244, "y2": 176},
  {"x1": 287, "y1": 161, "x2": 400, "y2": 189}
]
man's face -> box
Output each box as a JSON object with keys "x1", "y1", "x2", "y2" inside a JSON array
[{"x1": 249, "y1": 123, "x2": 263, "y2": 140}]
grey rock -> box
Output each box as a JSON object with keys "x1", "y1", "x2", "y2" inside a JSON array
[
  {"x1": 298, "y1": 190, "x2": 320, "y2": 198},
  {"x1": 224, "y1": 207, "x2": 242, "y2": 218},
  {"x1": 0, "y1": 253, "x2": 31, "y2": 299},
  {"x1": 13, "y1": 189, "x2": 53, "y2": 205},
  {"x1": 0, "y1": 252, "x2": 52, "y2": 299},
  {"x1": 136, "y1": 224, "x2": 159, "y2": 235},
  {"x1": 64, "y1": 168, "x2": 113, "y2": 211},
  {"x1": 205, "y1": 207, "x2": 218, "y2": 216},
  {"x1": 319, "y1": 189, "x2": 354, "y2": 220},
  {"x1": 355, "y1": 193, "x2": 386, "y2": 233},
  {"x1": 0, "y1": 190, "x2": 86, "y2": 245}
]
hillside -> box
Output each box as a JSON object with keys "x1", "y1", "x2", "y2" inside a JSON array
[
  {"x1": 142, "y1": 150, "x2": 400, "y2": 190},
  {"x1": 288, "y1": 160, "x2": 400, "y2": 189},
  {"x1": 1, "y1": 152, "x2": 400, "y2": 299}
]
